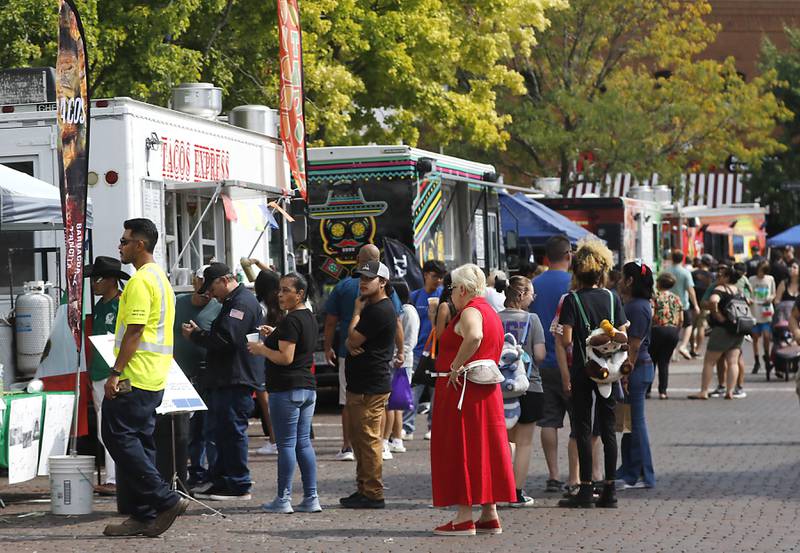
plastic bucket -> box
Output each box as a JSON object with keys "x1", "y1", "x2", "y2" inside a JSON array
[{"x1": 49, "y1": 455, "x2": 95, "y2": 515}]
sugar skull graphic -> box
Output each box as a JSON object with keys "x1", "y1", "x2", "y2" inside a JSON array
[{"x1": 309, "y1": 181, "x2": 388, "y2": 266}]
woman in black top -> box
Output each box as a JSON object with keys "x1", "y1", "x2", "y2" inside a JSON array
[
  {"x1": 689, "y1": 265, "x2": 745, "y2": 400},
  {"x1": 248, "y1": 273, "x2": 320, "y2": 513},
  {"x1": 556, "y1": 240, "x2": 628, "y2": 509}
]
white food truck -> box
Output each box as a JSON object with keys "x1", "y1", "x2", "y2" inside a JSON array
[
  {"x1": 0, "y1": 80, "x2": 295, "y2": 296},
  {"x1": 0, "y1": 74, "x2": 296, "y2": 383}
]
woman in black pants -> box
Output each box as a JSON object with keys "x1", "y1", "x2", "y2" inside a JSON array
[
  {"x1": 556, "y1": 240, "x2": 628, "y2": 508},
  {"x1": 649, "y1": 272, "x2": 684, "y2": 399}
]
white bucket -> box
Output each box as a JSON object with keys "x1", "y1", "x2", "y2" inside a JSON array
[{"x1": 49, "y1": 455, "x2": 95, "y2": 515}]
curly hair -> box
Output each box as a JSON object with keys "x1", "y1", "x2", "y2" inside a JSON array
[{"x1": 572, "y1": 238, "x2": 614, "y2": 287}]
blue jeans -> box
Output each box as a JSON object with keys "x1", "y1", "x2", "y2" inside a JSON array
[
  {"x1": 208, "y1": 386, "x2": 254, "y2": 494},
  {"x1": 188, "y1": 388, "x2": 217, "y2": 483},
  {"x1": 402, "y1": 357, "x2": 433, "y2": 434},
  {"x1": 268, "y1": 389, "x2": 318, "y2": 500},
  {"x1": 102, "y1": 387, "x2": 178, "y2": 521},
  {"x1": 617, "y1": 362, "x2": 656, "y2": 487}
]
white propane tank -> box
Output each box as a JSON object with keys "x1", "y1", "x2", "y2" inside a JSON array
[{"x1": 15, "y1": 281, "x2": 56, "y2": 376}]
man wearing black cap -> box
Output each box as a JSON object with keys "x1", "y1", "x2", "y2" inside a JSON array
[
  {"x1": 86, "y1": 256, "x2": 129, "y2": 497},
  {"x1": 340, "y1": 260, "x2": 397, "y2": 509},
  {"x1": 182, "y1": 262, "x2": 263, "y2": 501}
]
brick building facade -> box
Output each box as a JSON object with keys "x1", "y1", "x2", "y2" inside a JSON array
[{"x1": 704, "y1": 1, "x2": 800, "y2": 78}]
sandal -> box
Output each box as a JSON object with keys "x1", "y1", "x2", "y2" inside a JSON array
[{"x1": 687, "y1": 393, "x2": 708, "y2": 400}]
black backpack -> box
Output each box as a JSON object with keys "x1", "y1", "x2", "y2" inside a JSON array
[{"x1": 721, "y1": 293, "x2": 755, "y2": 335}]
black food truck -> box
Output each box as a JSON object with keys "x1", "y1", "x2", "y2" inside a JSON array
[{"x1": 294, "y1": 145, "x2": 504, "y2": 385}]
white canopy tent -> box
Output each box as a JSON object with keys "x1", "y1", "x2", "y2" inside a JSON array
[{"x1": 0, "y1": 164, "x2": 92, "y2": 230}]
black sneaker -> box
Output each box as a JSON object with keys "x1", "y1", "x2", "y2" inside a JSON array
[
  {"x1": 595, "y1": 483, "x2": 618, "y2": 509},
  {"x1": 708, "y1": 385, "x2": 726, "y2": 398},
  {"x1": 558, "y1": 483, "x2": 594, "y2": 508},
  {"x1": 545, "y1": 479, "x2": 563, "y2": 493},
  {"x1": 339, "y1": 492, "x2": 385, "y2": 509},
  {"x1": 752, "y1": 359, "x2": 761, "y2": 374},
  {"x1": 509, "y1": 489, "x2": 534, "y2": 508},
  {"x1": 195, "y1": 484, "x2": 251, "y2": 501},
  {"x1": 732, "y1": 386, "x2": 747, "y2": 399}
]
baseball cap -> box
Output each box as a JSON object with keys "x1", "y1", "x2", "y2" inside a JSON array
[
  {"x1": 198, "y1": 262, "x2": 232, "y2": 293},
  {"x1": 195, "y1": 265, "x2": 210, "y2": 279},
  {"x1": 354, "y1": 260, "x2": 390, "y2": 280}
]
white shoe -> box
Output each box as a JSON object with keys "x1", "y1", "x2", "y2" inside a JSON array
[
  {"x1": 388, "y1": 438, "x2": 406, "y2": 453},
  {"x1": 401, "y1": 430, "x2": 414, "y2": 441},
  {"x1": 382, "y1": 441, "x2": 393, "y2": 460},
  {"x1": 424, "y1": 430, "x2": 432, "y2": 440},
  {"x1": 255, "y1": 441, "x2": 278, "y2": 455},
  {"x1": 335, "y1": 448, "x2": 355, "y2": 461}
]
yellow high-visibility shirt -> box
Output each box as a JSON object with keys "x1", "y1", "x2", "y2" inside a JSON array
[{"x1": 114, "y1": 262, "x2": 175, "y2": 391}]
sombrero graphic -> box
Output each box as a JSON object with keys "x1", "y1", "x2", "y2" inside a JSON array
[{"x1": 308, "y1": 180, "x2": 388, "y2": 220}]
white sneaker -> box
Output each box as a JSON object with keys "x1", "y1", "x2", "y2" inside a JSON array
[
  {"x1": 335, "y1": 448, "x2": 355, "y2": 461},
  {"x1": 424, "y1": 430, "x2": 432, "y2": 440},
  {"x1": 388, "y1": 438, "x2": 406, "y2": 453},
  {"x1": 255, "y1": 441, "x2": 278, "y2": 455},
  {"x1": 382, "y1": 441, "x2": 393, "y2": 460},
  {"x1": 401, "y1": 430, "x2": 414, "y2": 441}
]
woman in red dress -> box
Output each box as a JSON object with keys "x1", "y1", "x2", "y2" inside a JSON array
[{"x1": 430, "y1": 264, "x2": 516, "y2": 536}]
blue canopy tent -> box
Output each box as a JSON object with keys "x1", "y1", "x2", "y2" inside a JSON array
[
  {"x1": 499, "y1": 191, "x2": 594, "y2": 246},
  {"x1": 767, "y1": 224, "x2": 800, "y2": 248}
]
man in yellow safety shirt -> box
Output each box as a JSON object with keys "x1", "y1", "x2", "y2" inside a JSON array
[{"x1": 101, "y1": 218, "x2": 189, "y2": 538}]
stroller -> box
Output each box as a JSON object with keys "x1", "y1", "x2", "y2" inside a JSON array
[{"x1": 770, "y1": 301, "x2": 800, "y2": 381}]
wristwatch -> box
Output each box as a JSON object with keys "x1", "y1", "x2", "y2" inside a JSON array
[{"x1": 110, "y1": 368, "x2": 123, "y2": 377}]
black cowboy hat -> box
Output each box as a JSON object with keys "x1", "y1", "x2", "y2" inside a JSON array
[{"x1": 85, "y1": 256, "x2": 130, "y2": 281}]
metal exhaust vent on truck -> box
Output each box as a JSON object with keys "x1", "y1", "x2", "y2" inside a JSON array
[
  {"x1": 228, "y1": 105, "x2": 279, "y2": 139},
  {"x1": 171, "y1": 83, "x2": 222, "y2": 119}
]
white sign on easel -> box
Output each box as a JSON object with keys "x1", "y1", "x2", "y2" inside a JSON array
[
  {"x1": 8, "y1": 395, "x2": 43, "y2": 484},
  {"x1": 37, "y1": 393, "x2": 75, "y2": 476},
  {"x1": 89, "y1": 334, "x2": 207, "y2": 414}
]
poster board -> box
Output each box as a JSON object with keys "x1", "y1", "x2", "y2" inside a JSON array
[
  {"x1": 89, "y1": 334, "x2": 206, "y2": 414},
  {"x1": 7, "y1": 395, "x2": 43, "y2": 484},
  {"x1": 37, "y1": 393, "x2": 75, "y2": 475}
]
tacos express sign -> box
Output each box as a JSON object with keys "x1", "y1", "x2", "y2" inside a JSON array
[{"x1": 161, "y1": 136, "x2": 230, "y2": 182}]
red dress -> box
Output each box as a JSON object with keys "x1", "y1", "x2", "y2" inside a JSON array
[{"x1": 430, "y1": 296, "x2": 516, "y2": 506}]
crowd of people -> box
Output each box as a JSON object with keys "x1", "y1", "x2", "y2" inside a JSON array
[{"x1": 87, "y1": 217, "x2": 800, "y2": 538}]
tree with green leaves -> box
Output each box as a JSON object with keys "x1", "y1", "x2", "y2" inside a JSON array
[
  {"x1": 0, "y1": 0, "x2": 562, "y2": 151},
  {"x1": 746, "y1": 28, "x2": 800, "y2": 234},
  {"x1": 492, "y1": 0, "x2": 788, "y2": 194}
]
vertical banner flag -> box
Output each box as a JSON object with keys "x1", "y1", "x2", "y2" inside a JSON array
[
  {"x1": 56, "y1": 0, "x2": 90, "y2": 350},
  {"x1": 278, "y1": 0, "x2": 309, "y2": 199}
]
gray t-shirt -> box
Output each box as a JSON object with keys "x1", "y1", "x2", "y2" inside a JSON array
[{"x1": 498, "y1": 308, "x2": 546, "y2": 393}]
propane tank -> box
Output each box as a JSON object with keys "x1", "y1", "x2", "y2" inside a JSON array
[{"x1": 14, "y1": 281, "x2": 56, "y2": 376}]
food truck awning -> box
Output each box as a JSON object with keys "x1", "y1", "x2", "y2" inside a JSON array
[
  {"x1": 768, "y1": 224, "x2": 800, "y2": 248},
  {"x1": 0, "y1": 164, "x2": 92, "y2": 230},
  {"x1": 164, "y1": 179, "x2": 287, "y2": 199},
  {"x1": 499, "y1": 191, "x2": 595, "y2": 246}
]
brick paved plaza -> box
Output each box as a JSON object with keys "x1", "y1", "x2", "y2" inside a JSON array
[{"x1": 2, "y1": 354, "x2": 799, "y2": 553}]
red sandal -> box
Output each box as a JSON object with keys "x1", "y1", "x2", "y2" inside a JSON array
[
  {"x1": 433, "y1": 520, "x2": 476, "y2": 536},
  {"x1": 475, "y1": 518, "x2": 502, "y2": 535}
]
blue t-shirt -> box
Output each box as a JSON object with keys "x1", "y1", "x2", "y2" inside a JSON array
[
  {"x1": 531, "y1": 270, "x2": 571, "y2": 369},
  {"x1": 410, "y1": 286, "x2": 442, "y2": 359},
  {"x1": 324, "y1": 276, "x2": 403, "y2": 356},
  {"x1": 624, "y1": 297, "x2": 652, "y2": 366},
  {"x1": 667, "y1": 265, "x2": 695, "y2": 310}
]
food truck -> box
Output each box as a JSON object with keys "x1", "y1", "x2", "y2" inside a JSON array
[
  {"x1": 302, "y1": 145, "x2": 504, "y2": 297},
  {"x1": 0, "y1": 74, "x2": 295, "y2": 381},
  {"x1": 538, "y1": 195, "x2": 664, "y2": 269}
]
